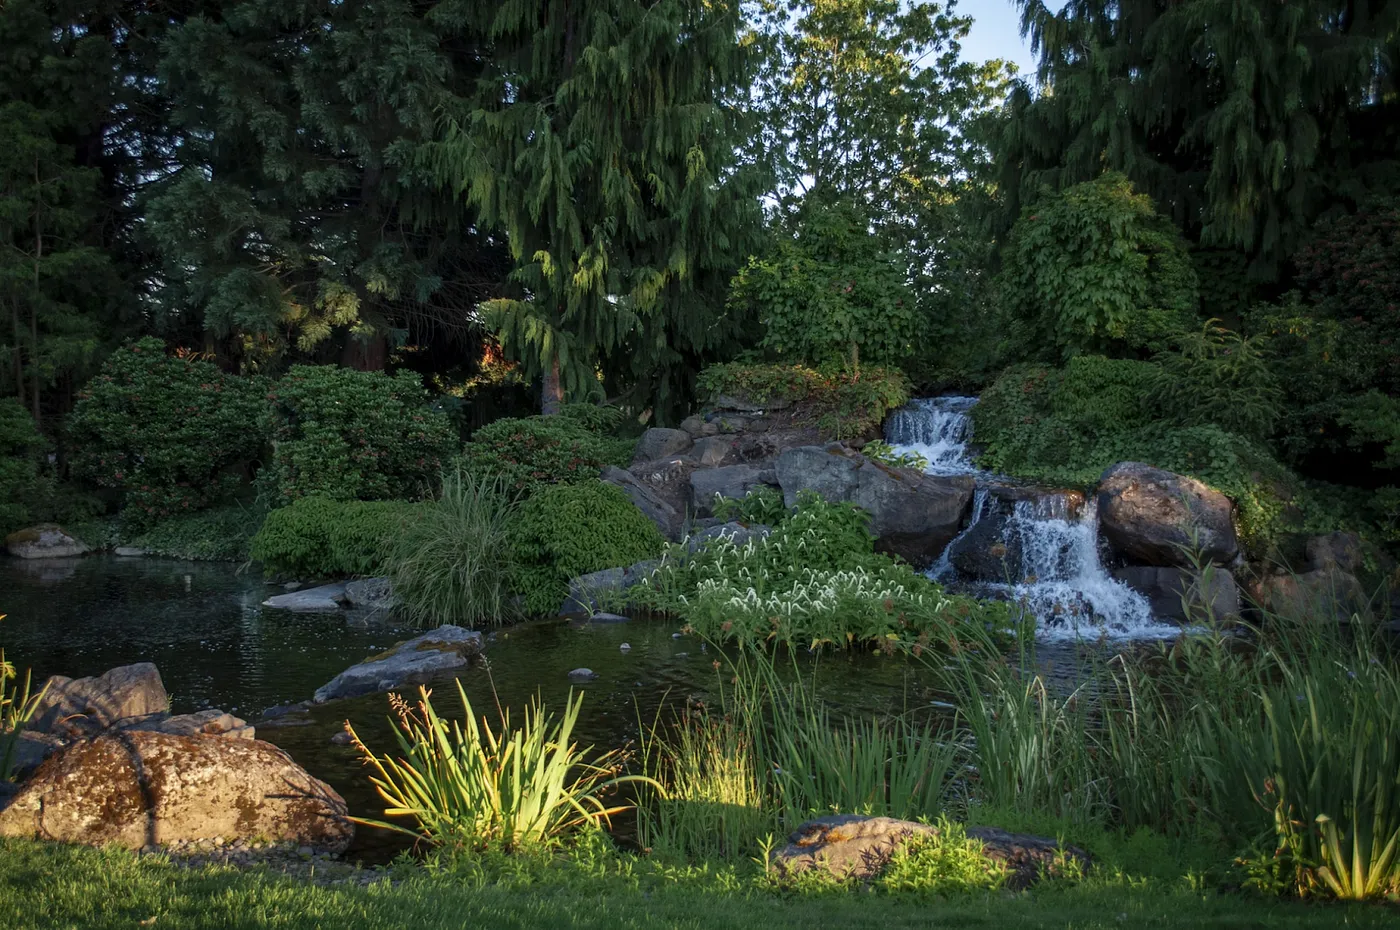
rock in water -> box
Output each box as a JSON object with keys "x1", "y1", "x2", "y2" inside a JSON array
[
  {"x1": 1096, "y1": 462, "x2": 1238, "y2": 566},
  {"x1": 0, "y1": 731, "x2": 351, "y2": 851},
  {"x1": 313, "y1": 626, "x2": 484, "y2": 703},
  {"x1": 567, "y1": 668, "x2": 599, "y2": 682},
  {"x1": 30, "y1": 663, "x2": 170, "y2": 735},
  {"x1": 4, "y1": 524, "x2": 90, "y2": 560},
  {"x1": 262, "y1": 582, "x2": 348, "y2": 613},
  {"x1": 1113, "y1": 566, "x2": 1241, "y2": 622},
  {"x1": 342, "y1": 577, "x2": 396, "y2": 612},
  {"x1": 770, "y1": 814, "x2": 1089, "y2": 890}
]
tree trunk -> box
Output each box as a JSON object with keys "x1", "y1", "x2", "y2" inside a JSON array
[
  {"x1": 8, "y1": 296, "x2": 23, "y2": 409},
  {"x1": 541, "y1": 354, "x2": 564, "y2": 415}
]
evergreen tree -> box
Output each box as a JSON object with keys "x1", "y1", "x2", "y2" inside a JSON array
[
  {"x1": 150, "y1": 0, "x2": 511, "y2": 371},
  {"x1": 427, "y1": 0, "x2": 764, "y2": 417},
  {"x1": 1001, "y1": 0, "x2": 1400, "y2": 276}
]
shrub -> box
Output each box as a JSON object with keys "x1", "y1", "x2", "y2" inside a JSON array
[
  {"x1": 264, "y1": 365, "x2": 456, "y2": 504},
  {"x1": 67, "y1": 338, "x2": 267, "y2": 530},
  {"x1": 1150, "y1": 321, "x2": 1283, "y2": 441},
  {"x1": 0, "y1": 399, "x2": 44, "y2": 534},
  {"x1": 510, "y1": 480, "x2": 664, "y2": 616},
  {"x1": 999, "y1": 173, "x2": 1198, "y2": 358},
  {"x1": 712, "y1": 486, "x2": 788, "y2": 526},
  {"x1": 249, "y1": 496, "x2": 426, "y2": 577},
  {"x1": 461, "y1": 416, "x2": 633, "y2": 496},
  {"x1": 637, "y1": 492, "x2": 1006, "y2": 650},
  {"x1": 349, "y1": 683, "x2": 650, "y2": 852},
  {"x1": 126, "y1": 505, "x2": 265, "y2": 562},
  {"x1": 730, "y1": 199, "x2": 919, "y2": 371},
  {"x1": 387, "y1": 470, "x2": 520, "y2": 629},
  {"x1": 697, "y1": 363, "x2": 910, "y2": 437}
]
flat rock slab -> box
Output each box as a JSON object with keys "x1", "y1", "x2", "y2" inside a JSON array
[
  {"x1": 772, "y1": 814, "x2": 1089, "y2": 890},
  {"x1": 0, "y1": 731, "x2": 351, "y2": 851},
  {"x1": 262, "y1": 582, "x2": 348, "y2": 612},
  {"x1": 313, "y1": 626, "x2": 484, "y2": 703}
]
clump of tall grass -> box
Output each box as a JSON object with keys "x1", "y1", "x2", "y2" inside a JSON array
[
  {"x1": 638, "y1": 649, "x2": 962, "y2": 862},
  {"x1": 386, "y1": 468, "x2": 519, "y2": 628},
  {"x1": 942, "y1": 577, "x2": 1400, "y2": 901},
  {"x1": 349, "y1": 682, "x2": 654, "y2": 852},
  {"x1": 1, "y1": 615, "x2": 46, "y2": 782}
]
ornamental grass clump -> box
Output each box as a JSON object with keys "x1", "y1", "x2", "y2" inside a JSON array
[
  {"x1": 349, "y1": 682, "x2": 654, "y2": 852},
  {"x1": 1, "y1": 616, "x2": 45, "y2": 782},
  {"x1": 387, "y1": 469, "x2": 519, "y2": 628}
]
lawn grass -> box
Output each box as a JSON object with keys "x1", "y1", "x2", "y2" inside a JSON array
[{"x1": 3, "y1": 838, "x2": 1395, "y2": 930}]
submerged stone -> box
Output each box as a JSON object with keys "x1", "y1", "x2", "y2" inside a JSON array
[{"x1": 262, "y1": 582, "x2": 348, "y2": 612}]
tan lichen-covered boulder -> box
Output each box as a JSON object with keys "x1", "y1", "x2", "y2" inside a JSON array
[
  {"x1": 1096, "y1": 463, "x2": 1238, "y2": 566},
  {"x1": 30, "y1": 663, "x2": 170, "y2": 735},
  {"x1": 0, "y1": 731, "x2": 352, "y2": 851},
  {"x1": 5, "y1": 524, "x2": 90, "y2": 559},
  {"x1": 770, "y1": 814, "x2": 1089, "y2": 890}
]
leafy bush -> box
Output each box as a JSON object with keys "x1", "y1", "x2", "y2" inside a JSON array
[
  {"x1": 1150, "y1": 321, "x2": 1282, "y2": 441},
  {"x1": 510, "y1": 480, "x2": 664, "y2": 616},
  {"x1": 999, "y1": 173, "x2": 1198, "y2": 358},
  {"x1": 387, "y1": 470, "x2": 520, "y2": 628},
  {"x1": 67, "y1": 338, "x2": 268, "y2": 529},
  {"x1": 126, "y1": 505, "x2": 265, "y2": 562},
  {"x1": 637, "y1": 492, "x2": 1005, "y2": 650},
  {"x1": 249, "y1": 496, "x2": 426, "y2": 577},
  {"x1": 973, "y1": 360, "x2": 1307, "y2": 554},
  {"x1": 697, "y1": 363, "x2": 910, "y2": 437},
  {"x1": 712, "y1": 486, "x2": 788, "y2": 526},
  {"x1": 876, "y1": 824, "x2": 1009, "y2": 894},
  {"x1": 0, "y1": 399, "x2": 45, "y2": 534},
  {"x1": 264, "y1": 365, "x2": 456, "y2": 504},
  {"x1": 349, "y1": 683, "x2": 649, "y2": 852},
  {"x1": 730, "y1": 199, "x2": 919, "y2": 370},
  {"x1": 460, "y1": 416, "x2": 633, "y2": 495}
]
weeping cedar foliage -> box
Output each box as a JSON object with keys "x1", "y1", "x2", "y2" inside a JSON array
[
  {"x1": 425, "y1": 0, "x2": 766, "y2": 421},
  {"x1": 998, "y1": 0, "x2": 1400, "y2": 277}
]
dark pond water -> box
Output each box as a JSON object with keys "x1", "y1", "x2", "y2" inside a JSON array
[{"x1": 7, "y1": 555, "x2": 1043, "y2": 861}]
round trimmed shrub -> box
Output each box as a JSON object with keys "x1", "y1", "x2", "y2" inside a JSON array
[
  {"x1": 460, "y1": 415, "x2": 633, "y2": 495},
  {"x1": 510, "y1": 480, "x2": 664, "y2": 616}
]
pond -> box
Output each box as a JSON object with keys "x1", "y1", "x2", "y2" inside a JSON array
[{"x1": 6, "y1": 555, "x2": 1062, "y2": 861}]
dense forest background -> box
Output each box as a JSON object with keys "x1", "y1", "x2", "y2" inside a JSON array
[{"x1": 2, "y1": 0, "x2": 1398, "y2": 555}]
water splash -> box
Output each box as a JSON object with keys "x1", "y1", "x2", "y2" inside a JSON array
[
  {"x1": 888, "y1": 396, "x2": 1180, "y2": 640},
  {"x1": 884, "y1": 396, "x2": 980, "y2": 476},
  {"x1": 989, "y1": 499, "x2": 1179, "y2": 642}
]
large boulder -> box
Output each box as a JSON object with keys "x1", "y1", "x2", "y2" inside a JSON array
[
  {"x1": 343, "y1": 577, "x2": 396, "y2": 613},
  {"x1": 1248, "y1": 569, "x2": 1367, "y2": 624},
  {"x1": 313, "y1": 625, "x2": 483, "y2": 703},
  {"x1": 560, "y1": 559, "x2": 662, "y2": 614},
  {"x1": 1096, "y1": 463, "x2": 1238, "y2": 566},
  {"x1": 5, "y1": 524, "x2": 89, "y2": 560},
  {"x1": 1305, "y1": 532, "x2": 1363, "y2": 574},
  {"x1": 770, "y1": 814, "x2": 1088, "y2": 890},
  {"x1": 30, "y1": 663, "x2": 170, "y2": 736},
  {"x1": 601, "y1": 465, "x2": 686, "y2": 542},
  {"x1": 1113, "y1": 566, "x2": 1241, "y2": 623},
  {"x1": 690, "y1": 464, "x2": 777, "y2": 516},
  {"x1": 0, "y1": 731, "x2": 351, "y2": 851},
  {"x1": 631, "y1": 428, "x2": 693, "y2": 464},
  {"x1": 775, "y1": 446, "x2": 975, "y2": 567},
  {"x1": 946, "y1": 513, "x2": 1020, "y2": 582}
]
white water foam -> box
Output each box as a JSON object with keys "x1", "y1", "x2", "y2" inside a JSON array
[{"x1": 884, "y1": 396, "x2": 981, "y2": 476}]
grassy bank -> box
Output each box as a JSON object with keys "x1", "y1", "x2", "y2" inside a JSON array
[{"x1": 3, "y1": 837, "x2": 1395, "y2": 930}]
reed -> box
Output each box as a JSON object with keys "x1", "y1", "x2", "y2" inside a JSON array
[
  {"x1": 349, "y1": 682, "x2": 655, "y2": 852},
  {"x1": 1, "y1": 615, "x2": 45, "y2": 782},
  {"x1": 386, "y1": 468, "x2": 519, "y2": 628}
]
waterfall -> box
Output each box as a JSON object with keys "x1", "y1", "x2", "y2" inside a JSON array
[
  {"x1": 884, "y1": 396, "x2": 1180, "y2": 640},
  {"x1": 884, "y1": 396, "x2": 979, "y2": 475}
]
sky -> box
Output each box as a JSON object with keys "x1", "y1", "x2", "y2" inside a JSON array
[{"x1": 957, "y1": 0, "x2": 1062, "y2": 78}]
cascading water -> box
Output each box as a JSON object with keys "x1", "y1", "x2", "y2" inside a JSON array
[
  {"x1": 883, "y1": 396, "x2": 980, "y2": 476},
  {"x1": 887, "y1": 397, "x2": 1179, "y2": 640}
]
